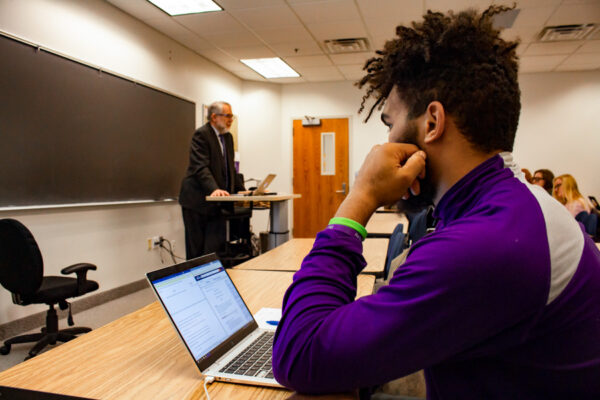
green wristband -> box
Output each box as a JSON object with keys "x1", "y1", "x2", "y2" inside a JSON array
[{"x1": 328, "y1": 217, "x2": 367, "y2": 240}]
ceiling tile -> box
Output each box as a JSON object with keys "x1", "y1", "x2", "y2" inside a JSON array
[
  {"x1": 216, "y1": 0, "x2": 286, "y2": 10},
  {"x1": 284, "y1": 55, "x2": 333, "y2": 68},
  {"x1": 216, "y1": 60, "x2": 249, "y2": 72},
  {"x1": 425, "y1": 0, "x2": 494, "y2": 13},
  {"x1": 547, "y1": 4, "x2": 600, "y2": 25},
  {"x1": 516, "y1": 43, "x2": 530, "y2": 55},
  {"x1": 562, "y1": 52, "x2": 600, "y2": 64},
  {"x1": 253, "y1": 26, "x2": 314, "y2": 44},
  {"x1": 175, "y1": 11, "x2": 246, "y2": 35},
  {"x1": 555, "y1": 52, "x2": 600, "y2": 71},
  {"x1": 371, "y1": 36, "x2": 391, "y2": 51},
  {"x1": 106, "y1": 0, "x2": 168, "y2": 21},
  {"x1": 560, "y1": 0, "x2": 600, "y2": 4},
  {"x1": 519, "y1": 54, "x2": 568, "y2": 72},
  {"x1": 337, "y1": 64, "x2": 366, "y2": 80},
  {"x1": 202, "y1": 31, "x2": 263, "y2": 47},
  {"x1": 554, "y1": 64, "x2": 599, "y2": 71},
  {"x1": 511, "y1": 6, "x2": 556, "y2": 28},
  {"x1": 500, "y1": 26, "x2": 541, "y2": 43},
  {"x1": 306, "y1": 21, "x2": 368, "y2": 41},
  {"x1": 229, "y1": 6, "x2": 301, "y2": 30},
  {"x1": 145, "y1": 18, "x2": 214, "y2": 50},
  {"x1": 330, "y1": 52, "x2": 373, "y2": 65},
  {"x1": 524, "y1": 40, "x2": 584, "y2": 56},
  {"x1": 577, "y1": 40, "x2": 600, "y2": 53},
  {"x1": 494, "y1": 0, "x2": 561, "y2": 7},
  {"x1": 270, "y1": 77, "x2": 307, "y2": 83},
  {"x1": 291, "y1": 0, "x2": 361, "y2": 23},
  {"x1": 220, "y1": 45, "x2": 276, "y2": 59},
  {"x1": 363, "y1": 18, "x2": 401, "y2": 39},
  {"x1": 231, "y1": 68, "x2": 267, "y2": 81},
  {"x1": 197, "y1": 48, "x2": 238, "y2": 62},
  {"x1": 305, "y1": 75, "x2": 345, "y2": 82},
  {"x1": 270, "y1": 42, "x2": 324, "y2": 57},
  {"x1": 356, "y1": 0, "x2": 424, "y2": 21}
]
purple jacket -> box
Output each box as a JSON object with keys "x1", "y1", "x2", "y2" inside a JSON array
[{"x1": 272, "y1": 153, "x2": 600, "y2": 399}]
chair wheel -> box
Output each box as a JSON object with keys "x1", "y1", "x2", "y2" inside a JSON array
[{"x1": 0, "y1": 344, "x2": 10, "y2": 355}]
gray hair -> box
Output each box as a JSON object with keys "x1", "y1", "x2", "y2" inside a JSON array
[{"x1": 207, "y1": 101, "x2": 230, "y2": 121}]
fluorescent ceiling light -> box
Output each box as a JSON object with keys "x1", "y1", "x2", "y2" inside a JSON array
[
  {"x1": 147, "y1": 0, "x2": 222, "y2": 16},
  {"x1": 240, "y1": 58, "x2": 300, "y2": 79}
]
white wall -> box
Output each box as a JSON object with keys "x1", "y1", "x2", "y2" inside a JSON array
[
  {"x1": 240, "y1": 81, "x2": 283, "y2": 234},
  {"x1": 0, "y1": 0, "x2": 244, "y2": 324},
  {"x1": 514, "y1": 71, "x2": 600, "y2": 198}
]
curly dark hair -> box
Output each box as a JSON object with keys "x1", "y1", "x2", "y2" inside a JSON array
[{"x1": 357, "y1": 5, "x2": 521, "y2": 152}]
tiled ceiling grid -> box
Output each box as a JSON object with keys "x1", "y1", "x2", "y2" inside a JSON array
[{"x1": 106, "y1": 0, "x2": 600, "y2": 82}]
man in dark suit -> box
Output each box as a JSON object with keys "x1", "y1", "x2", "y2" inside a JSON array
[{"x1": 179, "y1": 101, "x2": 246, "y2": 259}]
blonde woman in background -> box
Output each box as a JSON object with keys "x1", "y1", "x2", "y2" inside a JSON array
[{"x1": 553, "y1": 174, "x2": 592, "y2": 217}]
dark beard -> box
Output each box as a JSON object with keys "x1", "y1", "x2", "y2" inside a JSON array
[
  {"x1": 395, "y1": 173, "x2": 435, "y2": 215},
  {"x1": 391, "y1": 119, "x2": 435, "y2": 215}
]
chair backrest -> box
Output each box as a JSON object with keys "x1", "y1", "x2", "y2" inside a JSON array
[
  {"x1": 575, "y1": 211, "x2": 599, "y2": 240},
  {"x1": 0, "y1": 219, "x2": 44, "y2": 295},
  {"x1": 384, "y1": 223, "x2": 406, "y2": 280},
  {"x1": 407, "y1": 206, "x2": 437, "y2": 246}
]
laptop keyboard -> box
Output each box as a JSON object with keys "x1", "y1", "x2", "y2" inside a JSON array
[{"x1": 219, "y1": 331, "x2": 275, "y2": 379}]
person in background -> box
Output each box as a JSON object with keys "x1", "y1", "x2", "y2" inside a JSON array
[
  {"x1": 179, "y1": 101, "x2": 245, "y2": 259},
  {"x1": 521, "y1": 168, "x2": 533, "y2": 183},
  {"x1": 532, "y1": 168, "x2": 554, "y2": 194},
  {"x1": 553, "y1": 174, "x2": 592, "y2": 217},
  {"x1": 272, "y1": 6, "x2": 600, "y2": 399}
]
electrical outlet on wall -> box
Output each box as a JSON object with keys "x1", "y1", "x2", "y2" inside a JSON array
[{"x1": 147, "y1": 236, "x2": 161, "y2": 250}]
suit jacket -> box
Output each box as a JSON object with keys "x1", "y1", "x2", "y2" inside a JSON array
[{"x1": 179, "y1": 123, "x2": 245, "y2": 213}]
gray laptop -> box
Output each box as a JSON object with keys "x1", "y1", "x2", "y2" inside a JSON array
[
  {"x1": 146, "y1": 253, "x2": 282, "y2": 388},
  {"x1": 245, "y1": 173, "x2": 276, "y2": 196}
]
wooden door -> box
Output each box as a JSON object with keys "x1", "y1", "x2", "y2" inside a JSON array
[{"x1": 293, "y1": 118, "x2": 349, "y2": 237}]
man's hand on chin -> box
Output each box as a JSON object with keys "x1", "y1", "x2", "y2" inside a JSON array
[{"x1": 335, "y1": 143, "x2": 426, "y2": 226}]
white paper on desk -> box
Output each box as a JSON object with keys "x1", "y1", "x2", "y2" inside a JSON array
[{"x1": 254, "y1": 307, "x2": 282, "y2": 330}]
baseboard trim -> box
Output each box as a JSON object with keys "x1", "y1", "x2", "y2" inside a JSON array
[{"x1": 0, "y1": 279, "x2": 149, "y2": 341}]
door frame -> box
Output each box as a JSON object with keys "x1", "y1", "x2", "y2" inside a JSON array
[{"x1": 288, "y1": 114, "x2": 355, "y2": 236}]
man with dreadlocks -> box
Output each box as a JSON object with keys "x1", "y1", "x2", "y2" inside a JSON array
[{"x1": 272, "y1": 5, "x2": 600, "y2": 399}]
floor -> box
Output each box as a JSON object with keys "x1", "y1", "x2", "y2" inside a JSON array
[{"x1": 0, "y1": 287, "x2": 156, "y2": 372}]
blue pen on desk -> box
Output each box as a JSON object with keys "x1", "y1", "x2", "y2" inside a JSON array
[{"x1": 266, "y1": 320, "x2": 279, "y2": 326}]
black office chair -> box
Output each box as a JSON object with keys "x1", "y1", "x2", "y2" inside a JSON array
[
  {"x1": 0, "y1": 218, "x2": 99, "y2": 360},
  {"x1": 219, "y1": 206, "x2": 254, "y2": 267}
]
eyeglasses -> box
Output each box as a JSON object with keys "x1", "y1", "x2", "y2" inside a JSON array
[
  {"x1": 531, "y1": 177, "x2": 543, "y2": 182},
  {"x1": 215, "y1": 113, "x2": 235, "y2": 119}
]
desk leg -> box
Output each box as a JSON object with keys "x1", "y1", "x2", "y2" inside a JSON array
[{"x1": 268, "y1": 200, "x2": 289, "y2": 249}]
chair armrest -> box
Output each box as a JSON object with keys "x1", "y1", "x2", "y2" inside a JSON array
[{"x1": 61, "y1": 263, "x2": 97, "y2": 295}]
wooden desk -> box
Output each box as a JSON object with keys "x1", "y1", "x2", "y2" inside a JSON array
[
  {"x1": 235, "y1": 238, "x2": 388, "y2": 277},
  {"x1": 0, "y1": 270, "x2": 374, "y2": 399},
  {"x1": 207, "y1": 194, "x2": 301, "y2": 249},
  {"x1": 365, "y1": 212, "x2": 408, "y2": 238}
]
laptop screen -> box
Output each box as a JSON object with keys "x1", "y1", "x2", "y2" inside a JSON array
[{"x1": 149, "y1": 257, "x2": 254, "y2": 363}]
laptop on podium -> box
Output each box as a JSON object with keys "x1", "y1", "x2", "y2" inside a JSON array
[
  {"x1": 146, "y1": 253, "x2": 282, "y2": 388},
  {"x1": 245, "y1": 173, "x2": 276, "y2": 196}
]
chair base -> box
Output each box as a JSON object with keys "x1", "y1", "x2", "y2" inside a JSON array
[
  {"x1": 0, "y1": 304, "x2": 92, "y2": 360},
  {"x1": 1, "y1": 326, "x2": 91, "y2": 360}
]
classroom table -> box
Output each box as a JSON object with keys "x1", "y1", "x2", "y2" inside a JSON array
[
  {"x1": 365, "y1": 212, "x2": 408, "y2": 238},
  {"x1": 207, "y1": 194, "x2": 301, "y2": 249},
  {"x1": 235, "y1": 238, "x2": 388, "y2": 277},
  {"x1": 0, "y1": 270, "x2": 374, "y2": 399}
]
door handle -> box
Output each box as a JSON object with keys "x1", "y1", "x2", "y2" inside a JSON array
[{"x1": 335, "y1": 182, "x2": 347, "y2": 195}]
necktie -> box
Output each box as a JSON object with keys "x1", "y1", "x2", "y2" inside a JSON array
[{"x1": 219, "y1": 134, "x2": 229, "y2": 190}]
